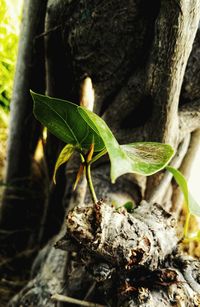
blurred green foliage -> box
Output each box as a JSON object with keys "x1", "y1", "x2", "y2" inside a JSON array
[
  {"x1": 0, "y1": 0, "x2": 23, "y2": 122},
  {"x1": 0, "y1": 0, "x2": 23, "y2": 177}
]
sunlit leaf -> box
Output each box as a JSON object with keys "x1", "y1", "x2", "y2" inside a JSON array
[
  {"x1": 31, "y1": 91, "x2": 105, "y2": 152},
  {"x1": 53, "y1": 144, "x2": 75, "y2": 184},
  {"x1": 121, "y1": 142, "x2": 174, "y2": 175},
  {"x1": 79, "y1": 107, "x2": 174, "y2": 183},
  {"x1": 166, "y1": 166, "x2": 200, "y2": 217}
]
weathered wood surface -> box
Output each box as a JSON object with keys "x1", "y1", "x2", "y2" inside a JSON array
[{"x1": 10, "y1": 201, "x2": 200, "y2": 306}]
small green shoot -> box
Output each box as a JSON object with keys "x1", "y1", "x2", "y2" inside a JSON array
[
  {"x1": 123, "y1": 201, "x2": 135, "y2": 213},
  {"x1": 166, "y1": 166, "x2": 200, "y2": 241},
  {"x1": 31, "y1": 91, "x2": 174, "y2": 204}
]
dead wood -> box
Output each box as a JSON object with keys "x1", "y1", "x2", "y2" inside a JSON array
[{"x1": 9, "y1": 201, "x2": 200, "y2": 306}]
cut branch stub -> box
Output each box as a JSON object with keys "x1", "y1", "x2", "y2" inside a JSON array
[{"x1": 66, "y1": 200, "x2": 178, "y2": 270}]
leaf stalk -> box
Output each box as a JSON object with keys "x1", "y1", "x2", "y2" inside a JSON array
[
  {"x1": 85, "y1": 163, "x2": 97, "y2": 204},
  {"x1": 183, "y1": 212, "x2": 191, "y2": 238}
]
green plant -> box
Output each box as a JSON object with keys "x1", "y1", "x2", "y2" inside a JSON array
[
  {"x1": 166, "y1": 166, "x2": 200, "y2": 242},
  {"x1": 31, "y1": 91, "x2": 173, "y2": 201},
  {"x1": 0, "y1": 0, "x2": 23, "y2": 111},
  {"x1": 30, "y1": 91, "x2": 200, "y2": 241}
]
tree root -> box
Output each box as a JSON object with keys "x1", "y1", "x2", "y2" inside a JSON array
[
  {"x1": 67, "y1": 200, "x2": 178, "y2": 270},
  {"x1": 9, "y1": 201, "x2": 200, "y2": 306}
]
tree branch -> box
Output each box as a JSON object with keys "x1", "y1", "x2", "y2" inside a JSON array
[
  {"x1": 144, "y1": 0, "x2": 200, "y2": 202},
  {"x1": 67, "y1": 200, "x2": 177, "y2": 270},
  {"x1": 146, "y1": 134, "x2": 191, "y2": 207},
  {"x1": 171, "y1": 129, "x2": 200, "y2": 214},
  {"x1": 146, "y1": 0, "x2": 200, "y2": 146},
  {"x1": 51, "y1": 293, "x2": 105, "y2": 307},
  {"x1": 4, "y1": 0, "x2": 47, "y2": 186},
  {"x1": 179, "y1": 100, "x2": 200, "y2": 141},
  {"x1": 9, "y1": 246, "x2": 68, "y2": 306}
]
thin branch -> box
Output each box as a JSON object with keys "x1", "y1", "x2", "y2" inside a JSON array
[
  {"x1": 34, "y1": 24, "x2": 62, "y2": 40},
  {"x1": 178, "y1": 129, "x2": 200, "y2": 179},
  {"x1": 148, "y1": 134, "x2": 191, "y2": 205},
  {"x1": 171, "y1": 129, "x2": 200, "y2": 214},
  {"x1": 51, "y1": 293, "x2": 105, "y2": 307},
  {"x1": 179, "y1": 100, "x2": 200, "y2": 141},
  {"x1": 0, "y1": 247, "x2": 39, "y2": 270},
  {"x1": 83, "y1": 282, "x2": 97, "y2": 301}
]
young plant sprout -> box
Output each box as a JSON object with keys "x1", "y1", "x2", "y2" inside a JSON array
[{"x1": 31, "y1": 91, "x2": 200, "y2": 241}]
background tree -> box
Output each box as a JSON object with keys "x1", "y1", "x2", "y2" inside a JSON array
[{"x1": 0, "y1": 0, "x2": 200, "y2": 306}]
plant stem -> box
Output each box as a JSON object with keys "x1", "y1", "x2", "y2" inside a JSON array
[
  {"x1": 90, "y1": 148, "x2": 107, "y2": 164},
  {"x1": 85, "y1": 163, "x2": 97, "y2": 203},
  {"x1": 183, "y1": 235, "x2": 199, "y2": 243},
  {"x1": 183, "y1": 212, "x2": 191, "y2": 238},
  {"x1": 51, "y1": 293, "x2": 105, "y2": 307}
]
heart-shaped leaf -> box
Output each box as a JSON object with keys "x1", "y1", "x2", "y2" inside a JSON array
[
  {"x1": 166, "y1": 166, "x2": 200, "y2": 217},
  {"x1": 53, "y1": 144, "x2": 75, "y2": 183},
  {"x1": 78, "y1": 107, "x2": 174, "y2": 183},
  {"x1": 31, "y1": 91, "x2": 105, "y2": 152}
]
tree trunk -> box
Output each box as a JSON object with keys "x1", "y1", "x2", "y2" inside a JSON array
[
  {"x1": 1, "y1": 0, "x2": 200, "y2": 306},
  {"x1": 0, "y1": 0, "x2": 47, "y2": 303}
]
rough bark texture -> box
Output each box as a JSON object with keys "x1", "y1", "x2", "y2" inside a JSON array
[
  {"x1": 1, "y1": 0, "x2": 200, "y2": 306},
  {"x1": 9, "y1": 201, "x2": 200, "y2": 306},
  {"x1": 146, "y1": 0, "x2": 200, "y2": 146}
]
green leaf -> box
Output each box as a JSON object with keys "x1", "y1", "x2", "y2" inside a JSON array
[
  {"x1": 78, "y1": 107, "x2": 174, "y2": 183},
  {"x1": 166, "y1": 166, "x2": 200, "y2": 217},
  {"x1": 121, "y1": 142, "x2": 174, "y2": 175},
  {"x1": 78, "y1": 107, "x2": 131, "y2": 182},
  {"x1": 53, "y1": 144, "x2": 75, "y2": 184},
  {"x1": 31, "y1": 91, "x2": 105, "y2": 152},
  {"x1": 166, "y1": 166, "x2": 189, "y2": 207}
]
